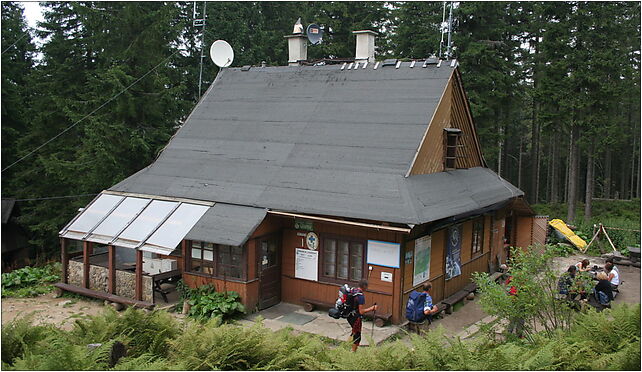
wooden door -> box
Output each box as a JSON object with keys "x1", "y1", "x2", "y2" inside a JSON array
[{"x1": 258, "y1": 236, "x2": 281, "y2": 310}]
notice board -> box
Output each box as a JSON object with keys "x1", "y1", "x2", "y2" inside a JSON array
[
  {"x1": 413, "y1": 235, "x2": 431, "y2": 287},
  {"x1": 366, "y1": 240, "x2": 400, "y2": 268},
  {"x1": 295, "y1": 248, "x2": 318, "y2": 281}
]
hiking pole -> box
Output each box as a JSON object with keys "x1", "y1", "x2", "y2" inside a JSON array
[{"x1": 371, "y1": 302, "x2": 377, "y2": 340}]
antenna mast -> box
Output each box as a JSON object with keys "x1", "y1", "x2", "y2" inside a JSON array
[
  {"x1": 439, "y1": 1, "x2": 447, "y2": 59},
  {"x1": 194, "y1": 1, "x2": 207, "y2": 98},
  {"x1": 446, "y1": 1, "x2": 454, "y2": 59}
]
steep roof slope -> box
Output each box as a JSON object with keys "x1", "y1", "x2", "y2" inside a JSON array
[{"x1": 111, "y1": 63, "x2": 521, "y2": 224}]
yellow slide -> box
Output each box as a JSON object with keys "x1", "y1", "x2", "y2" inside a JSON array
[{"x1": 548, "y1": 219, "x2": 587, "y2": 250}]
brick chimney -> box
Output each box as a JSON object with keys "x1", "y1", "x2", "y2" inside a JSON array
[{"x1": 352, "y1": 30, "x2": 377, "y2": 63}]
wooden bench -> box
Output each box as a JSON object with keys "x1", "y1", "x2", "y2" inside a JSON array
[
  {"x1": 441, "y1": 290, "x2": 470, "y2": 315},
  {"x1": 489, "y1": 271, "x2": 503, "y2": 282},
  {"x1": 54, "y1": 283, "x2": 154, "y2": 310},
  {"x1": 301, "y1": 297, "x2": 392, "y2": 327}
]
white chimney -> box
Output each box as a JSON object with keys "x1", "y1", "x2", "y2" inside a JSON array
[
  {"x1": 352, "y1": 30, "x2": 377, "y2": 63},
  {"x1": 285, "y1": 33, "x2": 307, "y2": 66}
]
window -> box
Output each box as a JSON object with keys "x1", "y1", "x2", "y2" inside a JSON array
[
  {"x1": 472, "y1": 218, "x2": 484, "y2": 255},
  {"x1": 191, "y1": 241, "x2": 215, "y2": 275},
  {"x1": 322, "y1": 236, "x2": 365, "y2": 283},
  {"x1": 190, "y1": 241, "x2": 244, "y2": 279},
  {"x1": 444, "y1": 128, "x2": 462, "y2": 169}
]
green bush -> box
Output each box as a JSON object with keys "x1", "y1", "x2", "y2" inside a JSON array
[
  {"x1": 183, "y1": 284, "x2": 245, "y2": 321},
  {"x1": 1, "y1": 316, "x2": 59, "y2": 365},
  {"x1": 2, "y1": 302, "x2": 639, "y2": 370},
  {"x1": 70, "y1": 307, "x2": 181, "y2": 359},
  {"x1": 1, "y1": 263, "x2": 61, "y2": 298}
]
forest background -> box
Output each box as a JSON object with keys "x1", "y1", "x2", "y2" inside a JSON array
[{"x1": 1, "y1": 1, "x2": 640, "y2": 257}]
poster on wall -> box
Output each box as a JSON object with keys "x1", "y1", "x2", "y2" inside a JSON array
[
  {"x1": 295, "y1": 248, "x2": 318, "y2": 281},
  {"x1": 366, "y1": 240, "x2": 400, "y2": 268},
  {"x1": 446, "y1": 224, "x2": 462, "y2": 280},
  {"x1": 413, "y1": 235, "x2": 431, "y2": 287}
]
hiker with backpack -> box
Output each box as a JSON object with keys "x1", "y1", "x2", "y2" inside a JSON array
[
  {"x1": 405, "y1": 282, "x2": 439, "y2": 333},
  {"x1": 347, "y1": 280, "x2": 377, "y2": 352}
]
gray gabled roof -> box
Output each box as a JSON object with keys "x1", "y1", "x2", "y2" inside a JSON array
[
  {"x1": 186, "y1": 204, "x2": 267, "y2": 246},
  {"x1": 110, "y1": 63, "x2": 523, "y2": 225}
]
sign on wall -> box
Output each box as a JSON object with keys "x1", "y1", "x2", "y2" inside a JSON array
[
  {"x1": 413, "y1": 235, "x2": 431, "y2": 287},
  {"x1": 366, "y1": 240, "x2": 400, "y2": 268},
  {"x1": 446, "y1": 225, "x2": 462, "y2": 280},
  {"x1": 295, "y1": 248, "x2": 318, "y2": 281}
]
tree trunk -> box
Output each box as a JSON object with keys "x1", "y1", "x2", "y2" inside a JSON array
[
  {"x1": 551, "y1": 131, "x2": 559, "y2": 203},
  {"x1": 604, "y1": 148, "x2": 612, "y2": 198},
  {"x1": 530, "y1": 32, "x2": 541, "y2": 205},
  {"x1": 584, "y1": 142, "x2": 595, "y2": 222},
  {"x1": 567, "y1": 125, "x2": 579, "y2": 223}
]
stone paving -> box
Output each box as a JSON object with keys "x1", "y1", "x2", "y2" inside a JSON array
[{"x1": 240, "y1": 302, "x2": 400, "y2": 346}]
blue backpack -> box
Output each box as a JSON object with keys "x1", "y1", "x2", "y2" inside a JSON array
[
  {"x1": 595, "y1": 289, "x2": 610, "y2": 306},
  {"x1": 406, "y1": 291, "x2": 427, "y2": 322}
]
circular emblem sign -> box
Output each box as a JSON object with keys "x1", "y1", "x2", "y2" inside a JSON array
[{"x1": 306, "y1": 232, "x2": 319, "y2": 250}]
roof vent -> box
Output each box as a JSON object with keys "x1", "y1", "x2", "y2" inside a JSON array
[
  {"x1": 425, "y1": 56, "x2": 439, "y2": 65},
  {"x1": 382, "y1": 59, "x2": 397, "y2": 67}
]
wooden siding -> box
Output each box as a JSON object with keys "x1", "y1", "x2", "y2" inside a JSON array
[
  {"x1": 532, "y1": 216, "x2": 548, "y2": 247},
  {"x1": 409, "y1": 70, "x2": 484, "y2": 175},
  {"x1": 444, "y1": 252, "x2": 489, "y2": 298},
  {"x1": 183, "y1": 273, "x2": 260, "y2": 311},
  {"x1": 280, "y1": 219, "x2": 406, "y2": 323},
  {"x1": 515, "y1": 216, "x2": 534, "y2": 250}
]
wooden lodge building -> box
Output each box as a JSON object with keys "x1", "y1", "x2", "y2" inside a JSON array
[{"x1": 57, "y1": 30, "x2": 545, "y2": 324}]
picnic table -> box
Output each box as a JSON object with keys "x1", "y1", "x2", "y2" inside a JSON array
[{"x1": 149, "y1": 269, "x2": 181, "y2": 303}]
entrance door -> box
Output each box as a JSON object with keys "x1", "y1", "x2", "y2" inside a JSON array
[{"x1": 258, "y1": 236, "x2": 280, "y2": 310}]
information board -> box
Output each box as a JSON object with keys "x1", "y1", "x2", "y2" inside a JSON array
[
  {"x1": 413, "y1": 235, "x2": 431, "y2": 287},
  {"x1": 366, "y1": 240, "x2": 400, "y2": 268},
  {"x1": 295, "y1": 248, "x2": 318, "y2": 281}
]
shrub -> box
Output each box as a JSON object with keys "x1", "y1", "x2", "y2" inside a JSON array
[
  {"x1": 1, "y1": 316, "x2": 59, "y2": 365},
  {"x1": 184, "y1": 285, "x2": 245, "y2": 320},
  {"x1": 69, "y1": 307, "x2": 181, "y2": 359},
  {"x1": 1, "y1": 263, "x2": 61, "y2": 298},
  {"x1": 473, "y1": 246, "x2": 576, "y2": 338}
]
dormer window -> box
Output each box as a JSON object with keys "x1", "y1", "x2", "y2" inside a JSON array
[{"x1": 444, "y1": 128, "x2": 462, "y2": 170}]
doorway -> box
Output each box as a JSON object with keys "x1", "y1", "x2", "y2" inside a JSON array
[{"x1": 258, "y1": 235, "x2": 280, "y2": 310}]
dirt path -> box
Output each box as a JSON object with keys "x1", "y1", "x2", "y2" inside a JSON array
[{"x1": 1, "y1": 293, "x2": 107, "y2": 330}]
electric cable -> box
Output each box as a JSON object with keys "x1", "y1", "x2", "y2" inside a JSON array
[
  {"x1": 1, "y1": 30, "x2": 31, "y2": 54},
  {"x1": 1, "y1": 48, "x2": 182, "y2": 173}
]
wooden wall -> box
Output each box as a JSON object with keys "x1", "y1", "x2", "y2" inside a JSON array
[
  {"x1": 401, "y1": 215, "x2": 494, "y2": 311},
  {"x1": 183, "y1": 273, "x2": 260, "y2": 311},
  {"x1": 279, "y1": 219, "x2": 406, "y2": 323},
  {"x1": 409, "y1": 70, "x2": 484, "y2": 175}
]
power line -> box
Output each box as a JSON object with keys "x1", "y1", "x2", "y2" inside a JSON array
[
  {"x1": 1, "y1": 48, "x2": 182, "y2": 173},
  {"x1": 11, "y1": 193, "x2": 98, "y2": 202},
  {"x1": 1, "y1": 30, "x2": 31, "y2": 55}
]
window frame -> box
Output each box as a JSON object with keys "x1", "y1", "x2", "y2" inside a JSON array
[
  {"x1": 319, "y1": 234, "x2": 367, "y2": 285},
  {"x1": 188, "y1": 240, "x2": 246, "y2": 280},
  {"x1": 471, "y1": 217, "x2": 484, "y2": 256}
]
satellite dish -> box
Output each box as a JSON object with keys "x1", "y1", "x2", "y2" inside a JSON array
[
  {"x1": 306, "y1": 23, "x2": 323, "y2": 45},
  {"x1": 210, "y1": 40, "x2": 234, "y2": 68}
]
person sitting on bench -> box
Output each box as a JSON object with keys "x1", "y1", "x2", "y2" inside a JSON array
[
  {"x1": 604, "y1": 262, "x2": 620, "y2": 292},
  {"x1": 593, "y1": 271, "x2": 614, "y2": 306}
]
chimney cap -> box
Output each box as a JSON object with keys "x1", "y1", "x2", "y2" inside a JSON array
[{"x1": 352, "y1": 30, "x2": 378, "y2": 36}]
